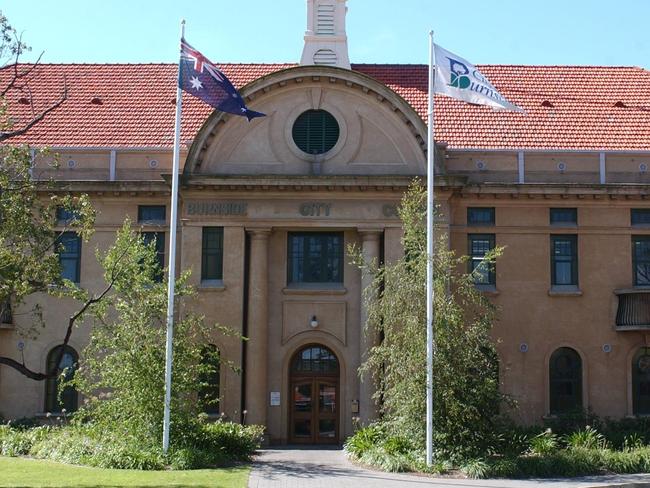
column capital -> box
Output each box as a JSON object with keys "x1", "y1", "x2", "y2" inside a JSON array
[
  {"x1": 246, "y1": 227, "x2": 272, "y2": 239},
  {"x1": 357, "y1": 228, "x2": 383, "y2": 241}
]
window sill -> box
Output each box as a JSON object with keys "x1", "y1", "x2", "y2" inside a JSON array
[
  {"x1": 474, "y1": 284, "x2": 499, "y2": 295},
  {"x1": 548, "y1": 285, "x2": 582, "y2": 296},
  {"x1": 199, "y1": 280, "x2": 225, "y2": 292},
  {"x1": 0, "y1": 323, "x2": 14, "y2": 329},
  {"x1": 282, "y1": 285, "x2": 347, "y2": 295}
]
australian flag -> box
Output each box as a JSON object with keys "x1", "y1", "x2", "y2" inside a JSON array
[{"x1": 179, "y1": 39, "x2": 265, "y2": 121}]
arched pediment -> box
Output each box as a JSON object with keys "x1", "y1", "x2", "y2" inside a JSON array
[{"x1": 184, "y1": 66, "x2": 427, "y2": 177}]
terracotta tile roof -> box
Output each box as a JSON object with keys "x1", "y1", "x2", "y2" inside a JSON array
[{"x1": 2, "y1": 62, "x2": 650, "y2": 151}]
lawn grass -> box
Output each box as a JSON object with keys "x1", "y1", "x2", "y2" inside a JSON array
[{"x1": 0, "y1": 456, "x2": 250, "y2": 487}]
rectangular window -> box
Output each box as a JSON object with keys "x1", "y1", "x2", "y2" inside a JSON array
[
  {"x1": 633, "y1": 236, "x2": 650, "y2": 286},
  {"x1": 138, "y1": 205, "x2": 166, "y2": 224},
  {"x1": 467, "y1": 207, "x2": 495, "y2": 226},
  {"x1": 0, "y1": 300, "x2": 12, "y2": 325},
  {"x1": 288, "y1": 232, "x2": 343, "y2": 285},
  {"x1": 56, "y1": 207, "x2": 79, "y2": 225},
  {"x1": 551, "y1": 235, "x2": 578, "y2": 286},
  {"x1": 550, "y1": 208, "x2": 577, "y2": 226},
  {"x1": 468, "y1": 234, "x2": 495, "y2": 285},
  {"x1": 142, "y1": 231, "x2": 165, "y2": 282},
  {"x1": 632, "y1": 209, "x2": 650, "y2": 227},
  {"x1": 201, "y1": 227, "x2": 224, "y2": 281},
  {"x1": 57, "y1": 232, "x2": 81, "y2": 283}
]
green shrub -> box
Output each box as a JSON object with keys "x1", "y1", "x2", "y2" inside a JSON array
[
  {"x1": 199, "y1": 420, "x2": 263, "y2": 461},
  {"x1": 359, "y1": 446, "x2": 413, "y2": 472},
  {"x1": 0, "y1": 425, "x2": 51, "y2": 457},
  {"x1": 344, "y1": 425, "x2": 384, "y2": 458},
  {"x1": 30, "y1": 424, "x2": 165, "y2": 470},
  {"x1": 623, "y1": 433, "x2": 645, "y2": 451},
  {"x1": 460, "y1": 458, "x2": 489, "y2": 479},
  {"x1": 565, "y1": 426, "x2": 608, "y2": 450},
  {"x1": 6, "y1": 416, "x2": 41, "y2": 430},
  {"x1": 542, "y1": 409, "x2": 601, "y2": 436},
  {"x1": 528, "y1": 430, "x2": 558, "y2": 455}
]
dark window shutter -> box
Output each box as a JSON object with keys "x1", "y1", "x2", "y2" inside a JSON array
[{"x1": 292, "y1": 110, "x2": 339, "y2": 155}]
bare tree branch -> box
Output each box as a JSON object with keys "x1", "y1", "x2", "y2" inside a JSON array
[{"x1": 0, "y1": 76, "x2": 67, "y2": 142}]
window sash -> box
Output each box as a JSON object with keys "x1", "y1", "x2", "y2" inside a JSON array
[
  {"x1": 45, "y1": 345, "x2": 79, "y2": 413},
  {"x1": 287, "y1": 232, "x2": 343, "y2": 284},
  {"x1": 632, "y1": 209, "x2": 650, "y2": 227},
  {"x1": 468, "y1": 234, "x2": 495, "y2": 285},
  {"x1": 633, "y1": 236, "x2": 650, "y2": 286},
  {"x1": 201, "y1": 227, "x2": 224, "y2": 281},
  {"x1": 551, "y1": 235, "x2": 578, "y2": 286},
  {"x1": 57, "y1": 232, "x2": 81, "y2": 283},
  {"x1": 138, "y1": 205, "x2": 166, "y2": 224},
  {"x1": 549, "y1": 347, "x2": 582, "y2": 415},
  {"x1": 467, "y1": 207, "x2": 495, "y2": 226},
  {"x1": 550, "y1": 208, "x2": 577, "y2": 226},
  {"x1": 56, "y1": 207, "x2": 79, "y2": 225}
]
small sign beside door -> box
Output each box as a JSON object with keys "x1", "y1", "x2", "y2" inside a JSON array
[{"x1": 270, "y1": 391, "x2": 281, "y2": 406}]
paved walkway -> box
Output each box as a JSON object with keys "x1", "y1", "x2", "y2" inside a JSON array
[{"x1": 248, "y1": 448, "x2": 650, "y2": 488}]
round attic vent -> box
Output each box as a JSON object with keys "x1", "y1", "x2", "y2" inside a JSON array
[
  {"x1": 292, "y1": 109, "x2": 340, "y2": 155},
  {"x1": 149, "y1": 159, "x2": 159, "y2": 169}
]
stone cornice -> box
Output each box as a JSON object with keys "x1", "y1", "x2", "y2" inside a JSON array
[
  {"x1": 36, "y1": 180, "x2": 170, "y2": 195},
  {"x1": 173, "y1": 174, "x2": 467, "y2": 192},
  {"x1": 459, "y1": 182, "x2": 650, "y2": 200}
]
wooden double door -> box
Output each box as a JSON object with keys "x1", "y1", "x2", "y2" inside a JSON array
[{"x1": 290, "y1": 378, "x2": 339, "y2": 444}]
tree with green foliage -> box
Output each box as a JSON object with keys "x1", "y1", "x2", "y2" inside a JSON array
[
  {"x1": 352, "y1": 183, "x2": 505, "y2": 459},
  {"x1": 73, "y1": 221, "x2": 228, "y2": 446},
  {"x1": 0, "y1": 12, "x2": 97, "y2": 381}
]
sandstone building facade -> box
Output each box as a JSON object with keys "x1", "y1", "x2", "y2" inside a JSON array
[{"x1": 1, "y1": 1, "x2": 650, "y2": 444}]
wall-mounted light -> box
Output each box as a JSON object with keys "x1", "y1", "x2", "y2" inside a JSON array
[
  {"x1": 519, "y1": 343, "x2": 529, "y2": 353},
  {"x1": 602, "y1": 344, "x2": 612, "y2": 353},
  {"x1": 310, "y1": 315, "x2": 318, "y2": 328}
]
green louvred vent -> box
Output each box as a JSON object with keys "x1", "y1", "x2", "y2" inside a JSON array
[{"x1": 292, "y1": 110, "x2": 339, "y2": 155}]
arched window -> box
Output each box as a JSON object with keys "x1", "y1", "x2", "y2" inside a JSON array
[
  {"x1": 45, "y1": 345, "x2": 79, "y2": 413},
  {"x1": 291, "y1": 345, "x2": 339, "y2": 375},
  {"x1": 632, "y1": 347, "x2": 650, "y2": 415},
  {"x1": 549, "y1": 347, "x2": 582, "y2": 414},
  {"x1": 199, "y1": 345, "x2": 220, "y2": 414}
]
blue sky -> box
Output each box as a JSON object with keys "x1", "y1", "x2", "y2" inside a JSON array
[{"x1": 3, "y1": 0, "x2": 649, "y2": 69}]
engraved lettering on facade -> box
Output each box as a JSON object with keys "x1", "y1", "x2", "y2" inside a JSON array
[
  {"x1": 299, "y1": 202, "x2": 332, "y2": 217},
  {"x1": 187, "y1": 201, "x2": 248, "y2": 216}
]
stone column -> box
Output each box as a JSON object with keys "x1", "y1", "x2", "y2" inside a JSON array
[
  {"x1": 245, "y1": 228, "x2": 271, "y2": 427},
  {"x1": 358, "y1": 228, "x2": 382, "y2": 425}
]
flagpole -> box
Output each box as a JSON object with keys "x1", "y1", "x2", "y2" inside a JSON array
[
  {"x1": 425, "y1": 29, "x2": 436, "y2": 467},
  {"x1": 163, "y1": 18, "x2": 185, "y2": 455}
]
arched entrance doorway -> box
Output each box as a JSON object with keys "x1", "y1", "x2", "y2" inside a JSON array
[{"x1": 289, "y1": 344, "x2": 339, "y2": 444}]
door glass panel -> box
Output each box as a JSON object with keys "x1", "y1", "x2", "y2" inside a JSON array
[
  {"x1": 319, "y1": 419, "x2": 336, "y2": 438},
  {"x1": 294, "y1": 419, "x2": 311, "y2": 438},
  {"x1": 319, "y1": 384, "x2": 336, "y2": 413},
  {"x1": 294, "y1": 384, "x2": 312, "y2": 412}
]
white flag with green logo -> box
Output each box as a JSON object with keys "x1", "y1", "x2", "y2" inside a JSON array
[{"x1": 433, "y1": 43, "x2": 523, "y2": 112}]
